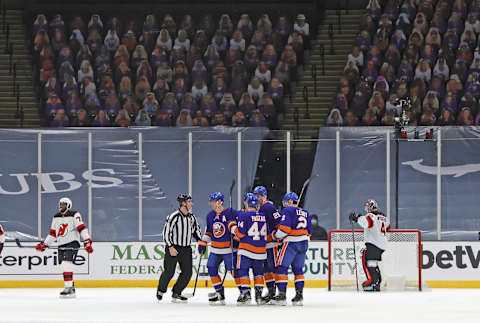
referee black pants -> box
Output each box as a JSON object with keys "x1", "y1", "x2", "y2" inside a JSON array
[{"x1": 157, "y1": 245, "x2": 193, "y2": 295}]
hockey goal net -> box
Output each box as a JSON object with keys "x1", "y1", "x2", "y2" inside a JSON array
[{"x1": 328, "y1": 229, "x2": 422, "y2": 291}]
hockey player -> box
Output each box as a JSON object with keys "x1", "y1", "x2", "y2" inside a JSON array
[
  {"x1": 35, "y1": 197, "x2": 93, "y2": 298},
  {"x1": 252, "y1": 186, "x2": 281, "y2": 301},
  {"x1": 241, "y1": 192, "x2": 249, "y2": 211},
  {"x1": 229, "y1": 194, "x2": 267, "y2": 305},
  {"x1": 0, "y1": 224, "x2": 5, "y2": 254},
  {"x1": 349, "y1": 199, "x2": 390, "y2": 292},
  {"x1": 198, "y1": 192, "x2": 237, "y2": 305},
  {"x1": 270, "y1": 192, "x2": 311, "y2": 306}
]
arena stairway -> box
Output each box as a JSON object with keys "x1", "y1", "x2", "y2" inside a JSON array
[
  {"x1": 0, "y1": 9, "x2": 39, "y2": 128},
  {"x1": 281, "y1": 9, "x2": 364, "y2": 151}
]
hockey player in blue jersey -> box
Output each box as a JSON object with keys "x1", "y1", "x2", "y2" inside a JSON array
[
  {"x1": 198, "y1": 192, "x2": 237, "y2": 305},
  {"x1": 252, "y1": 186, "x2": 281, "y2": 301},
  {"x1": 270, "y1": 192, "x2": 312, "y2": 306},
  {"x1": 229, "y1": 193, "x2": 267, "y2": 305}
]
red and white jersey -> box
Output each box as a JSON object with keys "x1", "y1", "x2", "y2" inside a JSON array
[
  {"x1": 44, "y1": 210, "x2": 90, "y2": 246},
  {"x1": 0, "y1": 224, "x2": 5, "y2": 243},
  {"x1": 358, "y1": 212, "x2": 390, "y2": 251}
]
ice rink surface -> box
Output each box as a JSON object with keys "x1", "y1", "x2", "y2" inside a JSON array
[{"x1": 0, "y1": 288, "x2": 478, "y2": 323}]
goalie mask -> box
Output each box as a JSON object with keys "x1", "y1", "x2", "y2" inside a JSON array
[{"x1": 364, "y1": 199, "x2": 378, "y2": 213}]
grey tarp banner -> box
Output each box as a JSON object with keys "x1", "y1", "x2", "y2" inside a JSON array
[
  {"x1": 304, "y1": 126, "x2": 480, "y2": 241},
  {"x1": 0, "y1": 127, "x2": 267, "y2": 242}
]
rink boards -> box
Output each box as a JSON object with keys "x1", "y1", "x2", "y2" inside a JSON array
[{"x1": 0, "y1": 241, "x2": 479, "y2": 288}]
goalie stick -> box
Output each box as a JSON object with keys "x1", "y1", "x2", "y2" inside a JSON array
[
  {"x1": 350, "y1": 221, "x2": 360, "y2": 292},
  {"x1": 15, "y1": 238, "x2": 86, "y2": 250}
]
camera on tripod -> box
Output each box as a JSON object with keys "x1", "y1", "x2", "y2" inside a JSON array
[
  {"x1": 393, "y1": 98, "x2": 411, "y2": 138},
  {"x1": 393, "y1": 98, "x2": 411, "y2": 129}
]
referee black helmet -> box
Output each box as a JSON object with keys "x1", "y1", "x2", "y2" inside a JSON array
[{"x1": 177, "y1": 194, "x2": 192, "y2": 206}]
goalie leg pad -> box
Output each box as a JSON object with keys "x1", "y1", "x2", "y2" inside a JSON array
[
  {"x1": 362, "y1": 244, "x2": 384, "y2": 288},
  {"x1": 367, "y1": 260, "x2": 378, "y2": 267},
  {"x1": 361, "y1": 249, "x2": 373, "y2": 287}
]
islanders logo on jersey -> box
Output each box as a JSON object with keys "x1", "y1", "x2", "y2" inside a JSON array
[{"x1": 212, "y1": 222, "x2": 226, "y2": 238}]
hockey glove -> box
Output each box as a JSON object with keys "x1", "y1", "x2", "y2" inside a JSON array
[
  {"x1": 349, "y1": 212, "x2": 360, "y2": 224},
  {"x1": 0, "y1": 242, "x2": 3, "y2": 255},
  {"x1": 270, "y1": 230, "x2": 278, "y2": 242},
  {"x1": 229, "y1": 225, "x2": 238, "y2": 237},
  {"x1": 35, "y1": 242, "x2": 48, "y2": 252},
  {"x1": 198, "y1": 240, "x2": 207, "y2": 255},
  {"x1": 84, "y1": 238, "x2": 93, "y2": 253}
]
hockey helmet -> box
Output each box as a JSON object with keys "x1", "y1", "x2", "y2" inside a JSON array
[
  {"x1": 252, "y1": 186, "x2": 268, "y2": 196},
  {"x1": 59, "y1": 197, "x2": 72, "y2": 212},
  {"x1": 177, "y1": 194, "x2": 192, "y2": 206},
  {"x1": 209, "y1": 192, "x2": 224, "y2": 203},
  {"x1": 246, "y1": 193, "x2": 259, "y2": 208},
  {"x1": 364, "y1": 199, "x2": 378, "y2": 212},
  {"x1": 282, "y1": 192, "x2": 299, "y2": 203}
]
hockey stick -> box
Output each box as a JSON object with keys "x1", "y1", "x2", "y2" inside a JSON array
[
  {"x1": 351, "y1": 222, "x2": 360, "y2": 292},
  {"x1": 185, "y1": 253, "x2": 204, "y2": 298},
  {"x1": 297, "y1": 178, "x2": 311, "y2": 207},
  {"x1": 15, "y1": 239, "x2": 85, "y2": 250},
  {"x1": 225, "y1": 179, "x2": 236, "y2": 284}
]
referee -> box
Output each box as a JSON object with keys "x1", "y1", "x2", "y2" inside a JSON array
[{"x1": 156, "y1": 194, "x2": 203, "y2": 302}]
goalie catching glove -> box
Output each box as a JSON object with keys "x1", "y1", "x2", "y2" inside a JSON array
[{"x1": 349, "y1": 212, "x2": 360, "y2": 224}]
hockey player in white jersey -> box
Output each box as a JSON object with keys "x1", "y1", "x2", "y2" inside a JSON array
[
  {"x1": 0, "y1": 224, "x2": 5, "y2": 255},
  {"x1": 349, "y1": 199, "x2": 390, "y2": 292},
  {"x1": 36, "y1": 197, "x2": 93, "y2": 298}
]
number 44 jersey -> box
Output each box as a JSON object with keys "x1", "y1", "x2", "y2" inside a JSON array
[
  {"x1": 233, "y1": 211, "x2": 267, "y2": 260},
  {"x1": 277, "y1": 206, "x2": 312, "y2": 242},
  {"x1": 358, "y1": 212, "x2": 391, "y2": 251}
]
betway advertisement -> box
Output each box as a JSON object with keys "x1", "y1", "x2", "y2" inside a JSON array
[{"x1": 1, "y1": 242, "x2": 479, "y2": 287}]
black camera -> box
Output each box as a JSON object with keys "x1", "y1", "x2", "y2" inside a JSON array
[{"x1": 394, "y1": 98, "x2": 411, "y2": 130}]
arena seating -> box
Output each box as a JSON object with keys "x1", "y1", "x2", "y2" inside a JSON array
[
  {"x1": 32, "y1": 12, "x2": 310, "y2": 127},
  {"x1": 327, "y1": 0, "x2": 480, "y2": 127}
]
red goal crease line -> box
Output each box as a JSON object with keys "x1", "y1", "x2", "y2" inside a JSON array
[{"x1": 0, "y1": 280, "x2": 479, "y2": 288}]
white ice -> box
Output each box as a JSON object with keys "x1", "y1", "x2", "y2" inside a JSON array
[{"x1": 0, "y1": 288, "x2": 478, "y2": 323}]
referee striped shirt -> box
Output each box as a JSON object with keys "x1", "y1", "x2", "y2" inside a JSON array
[{"x1": 163, "y1": 209, "x2": 202, "y2": 247}]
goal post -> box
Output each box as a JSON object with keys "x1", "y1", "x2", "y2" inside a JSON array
[{"x1": 328, "y1": 229, "x2": 422, "y2": 291}]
